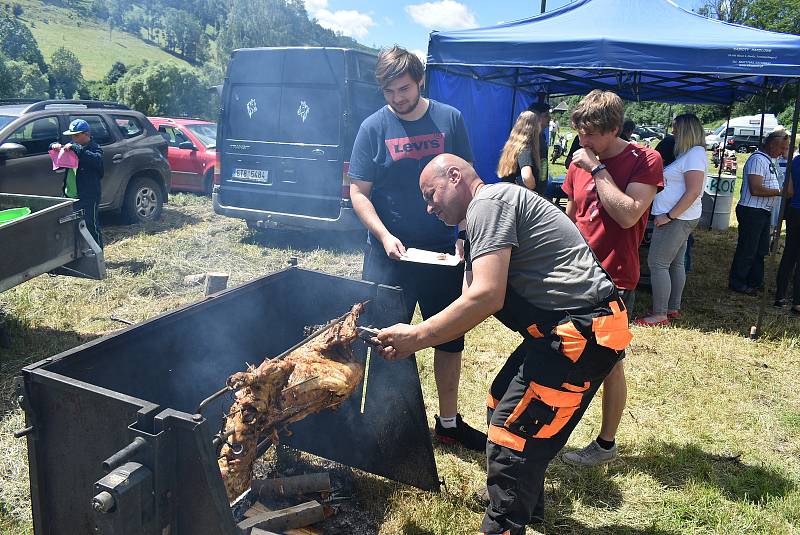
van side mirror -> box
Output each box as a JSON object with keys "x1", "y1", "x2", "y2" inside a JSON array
[
  {"x1": 179, "y1": 141, "x2": 197, "y2": 151},
  {"x1": 0, "y1": 142, "x2": 27, "y2": 159}
]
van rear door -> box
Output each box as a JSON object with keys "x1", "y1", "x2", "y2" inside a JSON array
[{"x1": 219, "y1": 48, "x2": 346, "y2": 220}]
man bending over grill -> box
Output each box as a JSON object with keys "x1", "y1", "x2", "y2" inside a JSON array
[{"x1": 375, "y1": 154, "x2": 632, "y2": 534}]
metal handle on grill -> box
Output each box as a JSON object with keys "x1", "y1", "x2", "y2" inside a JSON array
[{"x1": 102, "y1": 437, "x2": 147, "y2": 472}]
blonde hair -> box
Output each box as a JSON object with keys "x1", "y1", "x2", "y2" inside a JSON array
[
  {"x1": 497, "y1": 111, "x2": 541, "y2": 179},
  {"x1": 571, "y1": 90, "x2": 624, "y2": 135},
  {"x1": 375, "y1": 45, "x2": 425, "y2": 88},
  {"x1": 672, "y1": 113, "x2": 705, "y2": 157}
]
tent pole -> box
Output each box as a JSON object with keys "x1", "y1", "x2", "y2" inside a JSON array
[
  {"x1": 752, "y1": 78, "x2": 776, "y2": 339},
  {"x1": 509, "y1": 68, "x2": 520, "y2": 131},
  {"x1": 708, "y1": 105, "x2": 733, "y2": 230}
]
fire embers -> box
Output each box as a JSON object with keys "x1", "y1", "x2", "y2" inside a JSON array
[{"x1": 218, "y1": 303, "x2": 366, "y2": 502}]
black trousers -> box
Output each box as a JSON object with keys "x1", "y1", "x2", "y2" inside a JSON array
[
  {"x1": 776, "y1": 205, "x2": 800, "y2": 305},
  {"x1": 729, "y1": 204, "x2": 771, "y2": 290},
  {"x1": 74, "y1": 197, "x2": 103, "y2": 249},
  {"x1": 481, "y1": 309, "x2": 623, "y2": 534}
]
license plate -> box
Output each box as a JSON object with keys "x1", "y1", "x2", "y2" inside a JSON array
[{"x1": 233, "y1": 168, "x2": 269, "y2": 183}]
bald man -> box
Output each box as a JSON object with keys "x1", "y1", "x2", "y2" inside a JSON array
[{"x1": 375, "y1": 154, "x2": 632, "y2": 534}]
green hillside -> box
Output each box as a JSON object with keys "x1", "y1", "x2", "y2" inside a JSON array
[{"x1": 14, "y1": 0, "x2": 193, "y2": 80}]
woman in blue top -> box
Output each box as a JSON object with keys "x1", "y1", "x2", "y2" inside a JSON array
[{"x1": 774, "y1": 137, "x2": 800, "y2": 314}]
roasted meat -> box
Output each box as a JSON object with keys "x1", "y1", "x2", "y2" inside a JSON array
[{"x1": 218, "y1": 303, "x2": 366, "y2": 501}]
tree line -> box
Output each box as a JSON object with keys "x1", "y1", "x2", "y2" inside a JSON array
[{"x1": 0, "y1": 0, "x2": 369, "y2": 119}]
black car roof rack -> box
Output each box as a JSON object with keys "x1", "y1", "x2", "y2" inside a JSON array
[{"x1": 21, "y1": 100, "x2": 131, "y2": 113}]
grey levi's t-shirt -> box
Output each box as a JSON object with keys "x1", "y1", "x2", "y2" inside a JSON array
[{"x1": 466, "y1": 183, "x2": 614, "y2": 311}]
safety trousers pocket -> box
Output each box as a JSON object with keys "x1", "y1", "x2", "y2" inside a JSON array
[
  {"x1": 504, "y1": 381, "x2": 586, "y2": 439},
  {"x1": 555, "y1": 320, "x2": 587, "y2": 362},
  {"x1": 592, "y1": 301, "x2": 632, "y2": 351}
]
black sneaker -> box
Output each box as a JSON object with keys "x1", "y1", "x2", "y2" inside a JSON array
[{"x1": 434, "y1": 414, "x2": 487, "y2": 452}]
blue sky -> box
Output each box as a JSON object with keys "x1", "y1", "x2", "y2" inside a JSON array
[{"x1": 304, "y1": 0, "x2": 707, "y2": 56}]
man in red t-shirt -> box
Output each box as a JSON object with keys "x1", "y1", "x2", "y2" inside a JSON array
[{"x1": 560, "y1": 90, "x2": 663, "y2": 467}]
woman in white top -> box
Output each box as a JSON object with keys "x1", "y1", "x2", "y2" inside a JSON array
[{"x1": 635, "y1": 114, "x2": 705, "y2": 326}]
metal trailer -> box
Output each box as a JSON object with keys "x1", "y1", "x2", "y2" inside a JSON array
[
  {"x1": 0, "y1": 193, "x2": 104, "y2": 293},
  {"x1": 14, "y1": 267, "x2": 439, "y2": 535}
]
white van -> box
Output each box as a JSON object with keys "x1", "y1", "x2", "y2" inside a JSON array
[{"x1": 705, "y1": 114, "x2": 780, "y2": 150}]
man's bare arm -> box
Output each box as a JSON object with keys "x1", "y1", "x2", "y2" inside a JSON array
[
  {"x1": 377, "y1": 248, "x2": 510, "y2": 359},
  {"x1": 350, "y1": 179, "x2": 406, "y2": 259},
  {"x1": 747, "y1": 173, "x2": 781, "y2": 197},
  {"x1": 565, "y1": 199, "x2": 577, "y2": 221},
  {"x1": 594, "y1": 173, "x2": 657, "y2": 229}
]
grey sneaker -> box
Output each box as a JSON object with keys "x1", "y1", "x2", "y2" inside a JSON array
[{"x1": 561, "y1": 440, "x2": 618, "y2": 467}]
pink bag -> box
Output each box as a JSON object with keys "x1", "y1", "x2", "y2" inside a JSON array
[{"x1": 49, "y1": 148, "x2": 79, "y2": 170}]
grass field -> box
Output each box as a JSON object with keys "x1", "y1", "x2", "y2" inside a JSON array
[
  {"x1": 14, "y1": 0, "x2": 193, "y2": 80},
  {"x1": 1, "y1": 192, "x2": 799, "y2": 534}
]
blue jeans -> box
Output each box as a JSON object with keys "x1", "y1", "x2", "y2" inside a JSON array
[
  {"x1": 729, "y1": 204, "x2": 771, "y2": 291},
  {"x1": 647, "y1": 218, "x2": 699, "y2": 315}
]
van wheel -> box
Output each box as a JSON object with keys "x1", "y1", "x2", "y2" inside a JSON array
[
  {"x1": 737, "y1": 146, "x2": 748, "y2": 153},
  {"x1": 124, "y1": 176, "x2": 164, "y2": 223}
]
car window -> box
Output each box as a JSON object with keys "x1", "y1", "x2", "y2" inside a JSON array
[
  {"x1": 7, "y1": 116, "x2": 59, "y2": 155},
  {"x1": 69, "y1": 115, "x2": 114, "y2": 145},
  {"x1": 185, "y1": 123, "x2": 216, "y2": 148},
  {"x1": 0, "y1": 115, "x2": 17, "y2": 130},
  {"x1": 113, "y1": 115, "x2": 144, "y2": 139},
  {"x1": 158, "y1": 126, "x2": 189, "y2": 148}
]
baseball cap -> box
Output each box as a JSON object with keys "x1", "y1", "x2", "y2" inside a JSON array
[{"x1": 63, "y1": 119, "x2": 90, "y2": 136}]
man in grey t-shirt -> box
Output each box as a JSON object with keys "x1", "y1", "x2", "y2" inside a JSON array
[{"x1": 374, "y1": 154, "x2": 631, "y2": 534}]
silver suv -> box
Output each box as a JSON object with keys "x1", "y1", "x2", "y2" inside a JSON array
[{"x1": 0, "y1": 100, "x2": 171, "y2": 223}]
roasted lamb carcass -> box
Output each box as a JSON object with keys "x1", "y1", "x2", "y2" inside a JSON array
[{"x1": 218, "y1": 303, "x2": 366, "y2": 501}]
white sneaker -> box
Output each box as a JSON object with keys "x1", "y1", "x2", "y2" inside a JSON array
[{"x1": 561, "y1": 440, "x2": 618, "y2": 467}]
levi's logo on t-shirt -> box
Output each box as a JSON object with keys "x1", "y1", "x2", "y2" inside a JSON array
[{"x1": 385, "y1": 133, "x2": 445, "y2": 161}]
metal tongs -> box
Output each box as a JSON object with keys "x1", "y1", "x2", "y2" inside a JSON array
[{"x1": 357, "y1": 326, "x2": 381, "y2": 347}]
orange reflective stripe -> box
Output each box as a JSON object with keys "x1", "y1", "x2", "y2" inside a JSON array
[
  {"x1": 504, "y1": 386, "x2": 535, "y2": 427},
  {"x1": 592, "y1": 306, "x2": 633, "y2": 351},
  {"x1": 487, "y1": 393, "x2": 499, "y2": 409},
  {"x1": 561, "y1": 381, "x2": 590, "y2": 392},
  {"x1": 488, "y1": 424, "x2": 525, "y2": 452},
  {"x1": 526, "y1": 323, "x2": 544, "y2": 338},
  {"x1": 555, "y1": 321, "x2": 587, "y2": 362}
]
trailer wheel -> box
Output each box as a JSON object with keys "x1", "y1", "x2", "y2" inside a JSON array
[{"x1": 124, "y1": 176, "x2": 164, "y2": 223}]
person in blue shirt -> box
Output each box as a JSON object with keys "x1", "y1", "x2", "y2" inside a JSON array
[
  {"x1": 50, "y1": 118, "x2": 104, "y2": 248},
  {"x1": 348, "y1": 46, "x2": 485, "y2": 451},
  {"x1": 774, "y1": 137, "x2": 800, "y2": 314}
]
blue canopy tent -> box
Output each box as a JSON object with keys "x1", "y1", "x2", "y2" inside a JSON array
[
  {"x1": 426, "y1": 0, "x2": 800, "y2": 184},
  {"x1": 426, "y1": 0, "x2": 800, "y2": 337}
]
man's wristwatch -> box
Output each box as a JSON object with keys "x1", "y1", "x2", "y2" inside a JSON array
[{"x1": 590, "y1": 163, "x2": 607, "y2": 176}]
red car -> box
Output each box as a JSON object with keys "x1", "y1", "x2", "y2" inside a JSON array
[{"x1": 148, "y1": 117, "x2": 217, "y2": 193}]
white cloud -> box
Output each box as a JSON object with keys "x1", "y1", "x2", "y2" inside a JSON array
[
  {"x1": 405, "y1": 0, "x2": 478, "y2": 30},
  {"x1": 304, "y1": 1, "x2": 375, "y2": 40},
  {"x1": 304, "y1": 0, "x2": 328, "y2": 13}
]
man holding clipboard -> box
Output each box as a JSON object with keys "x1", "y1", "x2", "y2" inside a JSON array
[{"x1": 348, "y1": 45, "x2": 485, "y2": 451}]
